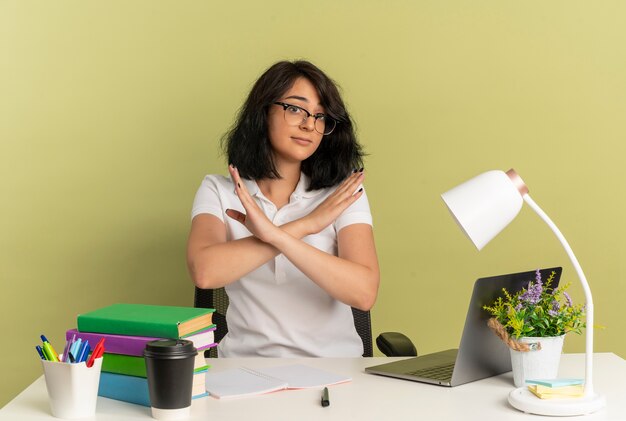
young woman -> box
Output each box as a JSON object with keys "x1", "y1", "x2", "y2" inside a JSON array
[{"x1": 187, "y1": 60, "x2": 379, "y2": 357}]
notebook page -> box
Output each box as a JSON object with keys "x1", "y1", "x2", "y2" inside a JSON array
[
  {"x1": 256, "y1": 364, "x2": 352, "y2": 389},
  {"x1": 204, "y1": 367, "x2": 288, "y2": 399}
]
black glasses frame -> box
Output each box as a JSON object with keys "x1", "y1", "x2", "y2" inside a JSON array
[{"x1": 273, "y1": 102, "x2": 337, "y2": 135}]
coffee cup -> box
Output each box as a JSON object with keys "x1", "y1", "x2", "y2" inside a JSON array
[{"x1": 144, "y1": 339, "x2": 197, "y2": 420}]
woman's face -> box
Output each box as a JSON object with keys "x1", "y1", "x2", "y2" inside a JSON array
[{"x1": 267, "y1": 77, "x2": 325, "y2": 166}]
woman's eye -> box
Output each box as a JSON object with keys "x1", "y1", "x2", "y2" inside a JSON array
[
  {"x1": 286, "y1": 105, "x2": 301, "y2": 114},
  {"x1": 316, "y1": 114, "x2": 326, "y2": 122}
]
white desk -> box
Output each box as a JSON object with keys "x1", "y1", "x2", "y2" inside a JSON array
[{"x1": 1, "y1": 353, "x2": 624, "y2": 420}]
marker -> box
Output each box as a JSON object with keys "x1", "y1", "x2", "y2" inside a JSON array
[
  {"x1": 61, "y1": 333, "x2": 76, "y2": 363},
  {"x1": 76, "y1": 340, "x2": 90, "y2": 363},
  {"x1": 87, "y1": 338, "x2": 105, "y2": 368},
  {"x1": 35, "y1": 345, "x2": 46, "y2": 360},
  {"x1": 40, "y1": 335, "x2": 59, "y2": 362},
  {"x1": 81, "y1": 344, "x2": 91, "y2": 363},
  {"x1": 321, "y1": 387, "x2": 330, "y2": 407},
  {"x1": 69, "y1": 338, "x2": 82, "y2": 362},
  {"x1": 41, "y1": 341, "x2": 59, "y2": 362}
]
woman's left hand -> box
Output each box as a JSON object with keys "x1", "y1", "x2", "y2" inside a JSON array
[{"x1": 226, "y1": 165, "x2": 280, "y2": 244}]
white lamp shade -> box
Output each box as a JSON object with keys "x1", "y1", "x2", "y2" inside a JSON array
[{"x1": 441, "y1": 170, "x2": 523, "y2": 250}]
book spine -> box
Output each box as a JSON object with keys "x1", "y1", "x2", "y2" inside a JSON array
[
  {"x1": 67, "y1": 327, "x2": 217, "y2": 356},
  {"x1": 66, "y1": 329, "x2": 160, "y2": 357},
  {"x1": 77, "y1": 315, "x2": 179, "y2": 338},
  {"x1": 101, "y1": 352, "x2": 209, "y2": 377},
  {"x1": 101, "y1": 353, "x2": 147, "y2": 377},
  {"x1": 99, "y1": 370, "x2": 207, "y2": 406},
  {"x1": 98, "y1": 372, "x2": 150, "y2": 407}
]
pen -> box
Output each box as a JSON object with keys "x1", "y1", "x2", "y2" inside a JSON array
[
  {"x1": 40, "y1": 335, "x2": 59, "y2": 362},
  {"x1": 61, "y1": 333, "x2": 76, "y2": 363},
  {"x1": 69, "y1": 338, "x2": 82, "y2": 362},
  {"x1": 41, "y1": 344, "x2": 53, "y2": 361},
  {"x1": 77, "y1": 340, "x2": 90, "y2": 363},
  {"x1": 321, "y1": 387, "x2": 330, "y2": 407},
  {"x1": 81, "y1": 344, "x2": 92, "y2": 363},
  {"x1": 86, "y1": 338, "x2": 105, "y2": 368},
  {"x1": 35, "y1": 345, "x2": 46, "y2": 360}
]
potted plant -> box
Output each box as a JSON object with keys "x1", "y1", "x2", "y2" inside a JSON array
[{"x1": 483, "y1": 269, "x2": 585, "y2": 387}]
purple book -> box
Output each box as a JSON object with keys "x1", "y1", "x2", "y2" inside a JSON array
[{"x1": 66, "y1": 326, "x2": 216, "y2": 356}]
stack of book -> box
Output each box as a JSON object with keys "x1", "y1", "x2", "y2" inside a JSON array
[{"x1": 69, "y1": 303, "x2": 216, "y2": 406}]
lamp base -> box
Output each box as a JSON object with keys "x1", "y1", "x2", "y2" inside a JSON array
[{"x1": 508, "y1": 387, "x2": 606, "y2": 416}]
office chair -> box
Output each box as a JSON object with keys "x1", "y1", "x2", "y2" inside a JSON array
[{"x1": 194, "y1": 286, "x2": 417, "y2": 358}]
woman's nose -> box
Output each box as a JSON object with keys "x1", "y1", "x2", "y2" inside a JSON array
[{"x1": 299, "y1": 115, "x2": 315, "y2": 131}]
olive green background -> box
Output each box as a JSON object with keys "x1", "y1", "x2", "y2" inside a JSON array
[{"x1": 1, "y1": 1, "x2": 624, "y2": 407}]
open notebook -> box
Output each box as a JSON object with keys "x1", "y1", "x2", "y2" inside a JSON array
[{"x1": 204, "y1": 364, "x2": 351, "y2": 399}]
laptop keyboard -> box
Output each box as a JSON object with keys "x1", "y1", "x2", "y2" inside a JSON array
[{"x1": 406, "y1": 362, "x2": 455, "y2": 381}]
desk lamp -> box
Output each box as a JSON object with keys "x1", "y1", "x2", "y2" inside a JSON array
[{"x1": 441, "y1": 169, "x2": 606, "y2": 416}]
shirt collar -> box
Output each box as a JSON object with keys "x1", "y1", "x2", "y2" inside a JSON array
[
  {"x1": 292, "y1": 173, "x2": 324, "y2": 200},
  {"x1": 236, "y1": 173, "x2": 324, "y2": 200}
]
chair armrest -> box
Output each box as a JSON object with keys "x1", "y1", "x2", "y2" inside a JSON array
[{"x1": 376, "y1": 332, "x2": 418, "y2": 357}]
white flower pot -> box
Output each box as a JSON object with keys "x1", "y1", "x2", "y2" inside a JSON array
[{"x1": 510, "y1": 335, "x2": 565, "y2": 387}]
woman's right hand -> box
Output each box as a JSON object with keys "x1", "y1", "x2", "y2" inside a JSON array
[{"x1": 303, "y1": 170, "x2": 365, "y2": 235}]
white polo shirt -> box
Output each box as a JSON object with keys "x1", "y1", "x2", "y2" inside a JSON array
[{"x1": 191, "y1": 173, "x2": 372, "y2": 357}]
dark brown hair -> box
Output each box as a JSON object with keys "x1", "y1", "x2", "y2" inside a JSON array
[{"x1": 222, "y1": 60, "x2": 364, "y2": 190}]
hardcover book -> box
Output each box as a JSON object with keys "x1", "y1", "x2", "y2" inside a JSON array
[
  {"x1": 77, "y1": 303, "x2": 215, "y2": 338},
  {"x1": 99, "y1": 370, "x2": 208, "y2": 406},
  {"x1": 65, "y1": 327, "x2": 216, "y2": 356},
  {"x1": 101, "y1": 351, "x2": 210, "y2": 377}
]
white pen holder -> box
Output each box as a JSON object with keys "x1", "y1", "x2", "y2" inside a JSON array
[{"x1": 41, "y1": 357, "x2": 103, "y2": 419}]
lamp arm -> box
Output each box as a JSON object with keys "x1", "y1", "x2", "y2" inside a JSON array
[{"x1": 523, "y1": 194, "x2": 594, "y2": 397}]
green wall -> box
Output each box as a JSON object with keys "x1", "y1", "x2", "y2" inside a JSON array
[{"x1": 1, "y1": 1, "x2": 624, "y2": 407}]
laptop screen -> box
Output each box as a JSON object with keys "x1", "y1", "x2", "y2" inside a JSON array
[
  {"x1": 451, "y1": 267, "x2": 562, "y2": 385},
  {"x1": 365, "y1": 267, "x2": 562, "y2": 387}
]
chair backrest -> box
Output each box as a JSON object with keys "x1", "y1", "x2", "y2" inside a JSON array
[{"x1": 194, "y1": 286, "x2": 373, "y2": 358}]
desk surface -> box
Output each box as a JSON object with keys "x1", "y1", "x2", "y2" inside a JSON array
[{"x1": 1, "y1": 353, "x2": 624, "y2": 420}]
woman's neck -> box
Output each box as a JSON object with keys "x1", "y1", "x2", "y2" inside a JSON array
[{"x1": 257, "y1": 163, "x2": 301, "y2": 209}]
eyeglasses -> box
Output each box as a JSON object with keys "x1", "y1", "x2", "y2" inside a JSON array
[{"x1": 273, "y1": 102, "x2": 337, "y2": 135}]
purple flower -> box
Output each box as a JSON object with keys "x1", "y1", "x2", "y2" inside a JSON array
[
  {"x1": 564, "y1": 292, "x2": 573, "y2": 307},
  {"x1": 520, "y1": 276, "x2": 543, "y2": 305},
  {"x1": 548, "y1": 300, "x2": 560, "y2": 317},
  {"x1": 515, "y1": 303, "x2": 523, "y2": 312},
  {"x1": 535, "y1": 269, "x2": 542, "y2": 283}
]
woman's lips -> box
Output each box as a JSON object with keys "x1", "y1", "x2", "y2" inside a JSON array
[{"x1": 291, "y1": 137, "x2": 312, "y2": 146}]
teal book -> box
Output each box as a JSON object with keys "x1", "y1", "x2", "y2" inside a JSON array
[
  {"x1": 99, "y1": 370, "x2": 208, "y2": 406},
  {"x1": 77, "y1": 303, "x2": 215, "y2": 338},
  {"x1": 99, "y1": 372, "x2": 150, "y2": 406}
]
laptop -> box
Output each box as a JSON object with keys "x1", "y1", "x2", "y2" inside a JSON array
[{"x1": 365, "y1": 267, "x2": 562, "y2": 387}]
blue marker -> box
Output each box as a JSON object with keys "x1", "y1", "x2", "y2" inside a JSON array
[
  {"x1": 69, "y1": 338, "x2": 82, "y2": 362},
  {"x1": 77, "y1": 341, "x2": 90, "y2": 363},
  {"x1": 36, "y1": 345, "x2": 46, "y2": 360},
  {"x1": 80, "y1": 341, "x2": 91, "y2": 363}
]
